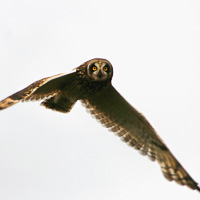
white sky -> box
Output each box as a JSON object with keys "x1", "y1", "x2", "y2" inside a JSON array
[{"x1": 0, "y1": 0, "x2": 200, "y2": 199}]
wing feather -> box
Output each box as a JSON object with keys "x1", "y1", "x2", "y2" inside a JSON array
[
  {"x1": 0, "y1": 70, "x2": 76, "y2": 110},
  {"x1": 81, "y1": 84, "x2": 200, "y2": 191}
]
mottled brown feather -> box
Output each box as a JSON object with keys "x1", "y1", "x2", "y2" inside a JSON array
[
  {"x1": 81, "y1": 84, "x2": 200, "y2": 191},
  {"x1": 0, "y1": 71, "x2": 76, "y2": 110}
]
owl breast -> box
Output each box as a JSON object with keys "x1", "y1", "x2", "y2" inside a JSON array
[
  {"x1": 73, "y1": 78, "x2": 110, "y2": 99},
  {"x1": 69, "y1": 66, "x2": 111, "y2": 100}
]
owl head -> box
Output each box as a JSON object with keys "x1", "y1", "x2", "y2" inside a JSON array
[{"x1": 86, "y1": 58, "x2": 113, "y2": 81}]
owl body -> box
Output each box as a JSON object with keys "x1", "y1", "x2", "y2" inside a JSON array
[
  {"x1": 38, "y1": 59, "x2": 113, "y2": 113},
  {"x1": 73, "y1": 59, "x2": 112, "y2": 98},
  {"x1": 72, "y1": 71, "x2": 111, "y2": 99},
  {"x1": 0, "y1": 58, "x2": 199, "y2": 192}
]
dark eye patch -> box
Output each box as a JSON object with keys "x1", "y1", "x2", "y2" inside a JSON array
[
  {"x1": 89, "y1": 63, "x2": 97, "y2": 73},
  {"x1": 103, "y1": 64, "x2": 110, "y2": 73}
]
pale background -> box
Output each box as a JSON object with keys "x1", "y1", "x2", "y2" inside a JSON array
[{"x1": 0, "y1": 1, "x2": 200, "y2": 200}]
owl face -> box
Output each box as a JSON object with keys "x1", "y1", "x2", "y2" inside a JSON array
[{"x1": 86, "y1": 59, "x2": 113, "y2": 81}]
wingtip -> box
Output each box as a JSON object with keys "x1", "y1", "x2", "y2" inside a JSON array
[
  {"x1": 0, "y1": 97, "x2": 19, "y2": 110},
  {"x1": 196, "y1": 184, "x2": 200, "y2": 192},
  {"x1": 186, "y1": 181, "x2": 200, "y2": 192}
]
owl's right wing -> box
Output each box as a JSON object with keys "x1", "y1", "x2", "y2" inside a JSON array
[
  {"x1": 0, "y1": 70, "x2": 76, "y2": 110},
  {"x1": 81, "y1": 84, "x2": 200, "y2": 191}
]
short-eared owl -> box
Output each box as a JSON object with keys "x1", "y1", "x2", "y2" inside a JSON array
[{"x1": 0, "y1": 58, "x2": 199, "y2": 192}]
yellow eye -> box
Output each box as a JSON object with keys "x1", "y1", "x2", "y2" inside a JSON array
[
  {"x1": 92, "y1": 66, "x2": 97, "y2": 71},
  {"x1": 104, "y1": 66, "x2": 108, "y2": 72}
]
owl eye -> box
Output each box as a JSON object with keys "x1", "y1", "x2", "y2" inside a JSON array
[
  {"x1": 103, "y1": 66, "x2": 108, "y2": 72},
  {"x1": 103, "y1": 64, "x2": 109, "y2": 72},
  {"x1": 89, "y1": 64, "x2": 97, "y2": 72},
  {"x1": 92, "y1": 66, "x2": 97, "y2": 71}
]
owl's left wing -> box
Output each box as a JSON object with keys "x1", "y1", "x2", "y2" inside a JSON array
[
  {"x1": 81, "y1": 84, "x2": 200, "y2": 191},
  {"x1": 0, "y1": 70, "x2": 76, "y2": 110}
]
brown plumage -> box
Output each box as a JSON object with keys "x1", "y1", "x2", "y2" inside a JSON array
[{"x1": 0, "y1": 58, "x2": 199, "y2": 192}]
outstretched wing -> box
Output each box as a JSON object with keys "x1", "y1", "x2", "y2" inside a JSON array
[
  {"x1": 81, "y1": 84, "x2": 200, "y2": 191},
  {"x1": 0, "y1": 70, "x2": 76, "y2": 110}
]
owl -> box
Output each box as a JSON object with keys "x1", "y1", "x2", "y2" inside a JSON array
[{"x1": 0, "y1": 58, "x2": 199, "y2": 192}]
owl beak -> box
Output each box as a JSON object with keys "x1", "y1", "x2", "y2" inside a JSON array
[{"x1": 98, "y1": 71, "x2": 102, "y2": 78}]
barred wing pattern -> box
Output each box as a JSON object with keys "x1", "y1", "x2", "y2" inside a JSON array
[
  {"x1": 82, "y1": 84, "x2": 200, "y2": 191},
  {"x1": 0, "y1": 70, "x2": 76, "y2": 110}
]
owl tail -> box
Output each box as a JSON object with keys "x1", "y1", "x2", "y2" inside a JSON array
[{"x1": 41, "y1": 93, "x2": 76, "y2": 113}]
